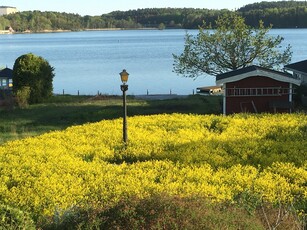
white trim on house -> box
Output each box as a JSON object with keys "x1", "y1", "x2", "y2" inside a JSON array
[
  {"x1": 289, "y1": 83, "x2": 293, "y2": 113},
  {"x1": 216, "y1": 69, "x2": 301, "y2": 86},
  {"x1": 222, "y1": 85, "x2": 226, "y2": 115}
]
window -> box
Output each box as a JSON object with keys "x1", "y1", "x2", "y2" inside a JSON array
[
  {"x1": 2, "y1": 79, "x2": 7, "y2": 86},
  {"x1": 226, "y1": 87, "x2": 292, "y2": 97}
]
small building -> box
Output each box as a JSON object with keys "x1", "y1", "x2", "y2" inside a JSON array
[
  {"x1": 0, "y1": 67, "x2": 13, "y2": 90},
  {"x1": 284, "y1": 59, "x2": 307, "y2": 85},
  {"x1": 0, "y1": 6, "x2": 17, "y2": 16},
  {"x1": 216, "y1": 65, "x2": 301, "y2": 115},
  {"x1": 196, "y1": 85, "x2": 222, "y2": 95}
]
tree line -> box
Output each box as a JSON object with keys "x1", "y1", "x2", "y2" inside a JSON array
[
  {"x1": 238, "y1": 1, "x2": 307, "y2": 28},
  {"x1": 1, "y1": 1, "x2": 307, "y2": 32}
]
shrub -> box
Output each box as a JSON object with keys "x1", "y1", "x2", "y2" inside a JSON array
[
  {"x1": 15, "y1": 86, "x2": 31, "y2": 108},
  {"x1": 0, "y1": 203, "x2": 35, "y2": 229},
  {"x1": 0, "y1": 113, "x2": 306, "y2": 227},
  {"x1": 13, "y1": 53, "x2": 54, "y2": 104},
  {"x1": 40, "y1": 195, "x2": 264, "y2": 230}
]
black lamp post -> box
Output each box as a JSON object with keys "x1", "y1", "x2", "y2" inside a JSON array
[{"x1": 119, "y1": 69, "x2": 129, "y2": 143}]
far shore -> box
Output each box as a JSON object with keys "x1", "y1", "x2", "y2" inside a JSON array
[
  {"x1": 1, "y1": 26, "x2": 303, "y2": 35},
  {"x1": 0, "y1": 27, "x2": 160, "y2": 35},
  {"x1": 0, "y1": 30, "x2": 13, "y2": 34}
]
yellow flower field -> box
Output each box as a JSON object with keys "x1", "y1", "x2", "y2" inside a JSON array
[{"x1": 0, "y1": 113, "x2": 306, "y2": 221}]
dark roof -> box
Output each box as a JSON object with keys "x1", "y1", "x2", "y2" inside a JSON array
[
  {"x1": 0, "y1": 67, "x2": 13, "y2": 78},
  {"x1": 284, "y1": 60, "x2": 307, "y2": 73},
  {"x1": 216, "y1": 65, "x2": 290, "y2": 81},
  {"x1": 0, "y1": 6, "x2": 16, "y2": 9},
  {"x1": 215, "y1": 65, "x2": 301, "y2": 86}
]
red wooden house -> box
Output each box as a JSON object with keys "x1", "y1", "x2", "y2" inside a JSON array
[{"x1": 216, "y1": 65, "x2": 301, "y2": 115}]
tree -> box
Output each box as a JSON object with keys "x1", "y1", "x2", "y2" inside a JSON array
[
  {"x1": 158, "y1": 23, "x2": 165, "y2": 30},
  {"x1": 173, "y1": 14, "x2": 292, "y2": 79},
  {"x1": 13, "y1": 53, "x2": 55, "y2": 104},
  {"x1": 0, "y1": 17, "x2": 10, "y2": 30}
]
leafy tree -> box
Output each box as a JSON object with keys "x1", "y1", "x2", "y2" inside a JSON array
[
  {"x1": 173, "y1": 14, "x2": 292, "y2": 79},
  {"x1": 13, "y1": 53, "x2": 55, "y2": 104},
  {"x1": 158, "y1": 23, "x2": 166, "y2": 30},
  {"x1": 0, "y1": 17, "x2": 10, "y2": 30}
]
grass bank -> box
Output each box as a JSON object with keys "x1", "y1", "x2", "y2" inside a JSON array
[{"x1": 0, "y1": 94, "x2": 222, "y2": 144}]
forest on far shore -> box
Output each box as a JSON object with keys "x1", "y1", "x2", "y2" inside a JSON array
[{"x1": 1, "y1": 1, "x2": 307, "y2": 32}]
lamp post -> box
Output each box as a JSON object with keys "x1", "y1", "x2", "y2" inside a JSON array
[{"x1": 119, "y1": 69, "x2": 129, "y2": 143}]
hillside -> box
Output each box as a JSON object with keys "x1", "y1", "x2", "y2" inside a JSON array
[
  {"x1": 238, "y1": 1, "x2": 307, "y2": 27},
  {"x1": 1, "y1": 1, "x2": 307, "y2": 32}
]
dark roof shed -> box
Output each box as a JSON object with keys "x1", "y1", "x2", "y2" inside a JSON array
[{"x1": 284, "y1": 60, "x2": 307, "y2": 73}]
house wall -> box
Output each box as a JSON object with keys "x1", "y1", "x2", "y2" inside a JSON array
[
  {"x1": 0, "y1": 78, "x2": 12, "y2": 90},
  {"x1": 301, "y1": 74, "x2": 307, "y2": 85},
  {"x1": 292, "y1": 71, "x2": 307, "y2": 85},
  {"x1": 225, "y1": 76, "x2": 290, "y2": 114},
  {"x1": 0, "y1": 7, "x2": 17, "y2": 16}
]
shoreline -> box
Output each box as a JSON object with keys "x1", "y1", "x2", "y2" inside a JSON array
[
  {"x1": 0, "y1": 30, "x2": 13, "y2": 34},
  {"x1": 0, "y1": 27, "x2": 160, "y2": 35},
  {"x1": 1, "y1": 27, "x2": 304, "y2": 35}
]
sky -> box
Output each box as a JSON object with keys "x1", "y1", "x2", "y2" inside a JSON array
[{"x1": 0, "y1": 0, "x2": 285, "y2": 16}]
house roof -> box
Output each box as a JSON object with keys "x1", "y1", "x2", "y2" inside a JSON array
[
  {"x1": 0, "y1": 67, "x2": 13, "y2": 79},
  {"x1": 0, "y1": 6, "x2": 16, "y2": 9},
  {"x1": 284, "y1": 60, "x2": 307, "y2": 74},
  {"x1": 216, "y1": 65, "x2": 301, "y2": 86}
]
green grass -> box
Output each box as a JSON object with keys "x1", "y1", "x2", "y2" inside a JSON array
[
  {"x1": 0, "y1": 94, "x2": 222, "y2": 144},
  {"x1": 41, "y1": 195, "x2": 265, "y2": 230}
]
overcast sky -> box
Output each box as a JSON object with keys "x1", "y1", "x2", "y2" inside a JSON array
[{"x1": 0, "y1": 0, "x2": 288, "y2": 16}]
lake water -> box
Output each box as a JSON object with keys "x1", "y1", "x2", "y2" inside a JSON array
[{"x1": 0, "y1": 29, "x2": 307, "y2": 95}]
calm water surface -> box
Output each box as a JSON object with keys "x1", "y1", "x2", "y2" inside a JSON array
[{"x1": 0, "y1": 29, "x2": 306, "y2": 95}]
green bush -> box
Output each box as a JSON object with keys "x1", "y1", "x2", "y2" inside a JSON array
[
  {"x1": 15, "y1": 86, "x2": 31, "y2": 108},
  {"x1": 0, "y1": 203, "x2": 35, "y2": 229},
  {"x1": 13, "y1": 53, "x2": 54, "y2": 104}
]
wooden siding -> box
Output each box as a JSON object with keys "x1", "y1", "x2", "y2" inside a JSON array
[{"x1": 225, "y1": 76, "x2": 291, "y2": 114}]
